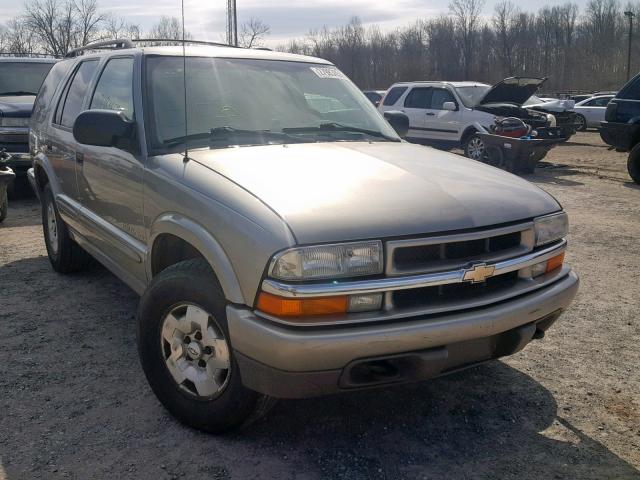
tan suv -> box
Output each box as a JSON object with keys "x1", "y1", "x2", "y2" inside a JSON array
[{"x1": 29, "y1": 39, "x2": 578, "y2": 432}]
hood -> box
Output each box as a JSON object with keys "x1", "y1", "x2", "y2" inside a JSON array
[
  {"x1": 0, "y1": 95, "x2": 36, "y2": 118},
  {"x1": 189, "y1": 142, "x2": 560, "y2": 244},
  {"x1": 477, "y1": 77, "x2": 546, "y2": 107},
  {"x1": 526, "y1": 98, "x2": 575, "y2": 113}
]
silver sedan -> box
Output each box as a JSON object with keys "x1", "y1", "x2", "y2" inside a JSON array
[{"x1": 573, "y1": 95, "x2": 615, "y2": 130}]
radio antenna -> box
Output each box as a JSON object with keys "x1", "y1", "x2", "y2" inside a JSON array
[{"x1": 181, "y1": 0, "x2": 189, "y2": 162}]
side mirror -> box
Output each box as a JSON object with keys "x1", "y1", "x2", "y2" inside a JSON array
[
  {"x1": 73, "y1": 109, "x2": 136, "y2": 150},
  {"x1": 384, "y1": 111, "x2": 410, "y2": 138},
  {"x1": 443, "y1": 101, "x2": 458, "y2": 111}
]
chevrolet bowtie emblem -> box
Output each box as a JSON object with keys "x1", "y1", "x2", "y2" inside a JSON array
[{"x1": 462, "y1": 263, "x2": 496, "y2": 283}]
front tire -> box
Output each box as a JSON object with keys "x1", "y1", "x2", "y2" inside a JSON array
[
  {"x1": 628, "y1": 143, "x2": 640, "y2": 184},
  {"x1": 575, "y1": 114, "x2": 587, "y2": 132},
  {"x1": 137, "y1": 259, "x2": 272, "y2": 433},
  {"x1": 464, "y1": 134, "x2": 486, "y2": 161},
  {"x1": 42, "y1": 184, "x2": 91, "y2": 273}
]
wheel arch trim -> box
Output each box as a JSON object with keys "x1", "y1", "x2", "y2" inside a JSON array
[{"x1": 148, "y1": 213, "x2": 245, "y2": 304}]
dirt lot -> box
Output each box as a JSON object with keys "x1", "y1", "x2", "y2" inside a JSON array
[{"x1": 0, "y1": 132, "x2": 638, "y2": 479}]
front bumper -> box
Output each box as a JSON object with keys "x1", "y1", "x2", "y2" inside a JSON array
[
  {"x1": 600, "y1": 121, "x2": 640, "y2": 151},
  {"x1": 5, "y1": 152, "x2": 31, "y2": 176},
  {"x1": 228, "y1": 270, "x2": 579, "y2": 398}
]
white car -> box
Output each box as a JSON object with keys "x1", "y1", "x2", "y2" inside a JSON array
[
  {"x1": 573, "y1": 95, "x2": 615, "y2": 130},
  {"x1": 378, "y1": 78, "x2": 554, "y2": 160}
]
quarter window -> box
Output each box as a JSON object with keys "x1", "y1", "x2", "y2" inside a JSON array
[
  {"x1": 404, "y1": 88, "x2": 431, "y2": 109},
  {"x1": 90, "y1": 58, "x2": 135, "y2": 119},
  {"x1": 57, "y1": 60, "x2": 99, "y2": 128},
  {"x1": 383, "y1": 86, "x2": 408, "y2": 106}
]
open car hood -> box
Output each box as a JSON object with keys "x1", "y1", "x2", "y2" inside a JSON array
[{"x1": 477, "y1": 77, "x2": 547, "y2": 106}]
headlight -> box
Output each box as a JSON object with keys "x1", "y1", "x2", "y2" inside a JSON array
[
  {"x1": 0, "y1": 117, "x2": 29, "y2": 127},
  {"x1": 269, "y1": 240, "x2": 383, "y2": 281},
  {"x1": 534, "y1": 212, "x2": 568, "y2": 246}
]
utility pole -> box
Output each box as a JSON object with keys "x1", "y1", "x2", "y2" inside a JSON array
[
  {"x1": 625, "y1": 11, "x2": 635, "y2": 81},
  {"x1": 227, "y1": 0, "x2": 238, "y2": 47}
]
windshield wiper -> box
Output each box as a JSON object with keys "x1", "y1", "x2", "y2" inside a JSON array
[
  {"x1": 163, "y1": 127, "x2": 302, "y2": 148},
  {"x1": 0, "y1": 91, "x2": 38, "y2": 96},
  {"x1": 282, "y1": 122, "x2": 399, "y2": 142}
]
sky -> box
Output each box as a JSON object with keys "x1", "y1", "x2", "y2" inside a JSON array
[{"x1": 0, "y1": 0, "x2": 593, "y2": 47}]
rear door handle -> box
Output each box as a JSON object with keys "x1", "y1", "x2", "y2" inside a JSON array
[
  {"x1": 426, "y1": 112, "x2": 435, "y2": 116},
  {"x1": 75, "y1": 152, "x2": 84, "y2": 164}
]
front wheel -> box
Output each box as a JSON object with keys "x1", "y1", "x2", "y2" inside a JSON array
[
  {"x1": 628, "y1": 143, "x2": 640, "y2": 184},
  {"x1": 464, "y1": 134, "x2": 486, "y2": 161},
  {"x1": 137, "y1": 259, "x2": 273, "y2": 433},
  {"x1": 575, "y1": 114, "x2": 587, "y2": 132}
]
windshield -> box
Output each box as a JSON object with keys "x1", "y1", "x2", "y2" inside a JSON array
[
  {"x1": 454, "y1": 85, "x2": 491, "y2": 108},
  {"x1": 0, "y1": 62, "x2": 55, "y2": 96},
  {"x1": 145, "y1": 56, "x2": 399, "y2": 153}
]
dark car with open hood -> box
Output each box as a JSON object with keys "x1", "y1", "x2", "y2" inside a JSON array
[{"x1": 0, "y1": 57, "x2": 57, "y2": 193}]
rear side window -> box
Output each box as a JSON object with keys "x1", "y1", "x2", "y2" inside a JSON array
[
  {"x1": 404, "y1": 88, "x2": 431, "y2": 109},
  {"x1": 32, "y1": 61, "x2": 72, "y2": 125},
  {"x1": 383, "y1": 86, "x2": 408, "y2": 106},
  {"x1": 57, "y1": 60, "x2": 99, "y2": 128},
  {"x1": 430, "y1": 89, "x2": 456, "y2": 109},
  {"x1": 90, "y1": 58, "x2": 134, "y2": 120}
]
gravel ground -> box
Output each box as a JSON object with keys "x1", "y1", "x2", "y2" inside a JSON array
[{"x1": 0, "y1": 132, "x2": 638, "y2": 480}]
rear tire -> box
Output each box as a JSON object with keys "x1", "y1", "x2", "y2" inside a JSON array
[
  {"x1": 42, "y1": 183, "x2": 92, "y2": 273},
  {"x1": 628, "y1": 144, "x2": 640, "y2": 184},
  {"x1": 575, "y1": 114, "x2": 587, "y2": 132},
  {"x1": 0, "y1": 190, "x2": 7, "y2": 222},
  {"x1": 137, "y1": 259, "x2": 273, "y2": 433}
]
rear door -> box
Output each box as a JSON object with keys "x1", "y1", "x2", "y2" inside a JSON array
[
  {"x1": 49, "y1": 59, "x2": 99, "y2": 203},
  {"x1": 423, "y1": 87, "x2": 461, "y2": 141},
  {"x1": 402, "y1": 87, "x2": 432, "y2": 139}
]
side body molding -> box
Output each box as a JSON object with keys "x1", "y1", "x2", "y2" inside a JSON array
[{"x1": 148, "y1": 213, "x2": 246, "y2": 304}]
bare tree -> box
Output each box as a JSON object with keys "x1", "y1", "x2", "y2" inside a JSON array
[
  {"x1": 239, "y1": 18, "x2": 270, "y2": 48},
  {"x1": 148, "y1": 16, "x2": 190, "y2": 41},
  {"x1": 74, "y1": 0, "x2": 104, "y2": 47},
  {"x1": 103, "y1": 14, "x2": 140, "y2": 40},
  {"x1": 449, "y1": 0, "x2": 486, "y2": 78},
  {"x1": 493, "y1": 2, "x2": 518, "y2": 75}
]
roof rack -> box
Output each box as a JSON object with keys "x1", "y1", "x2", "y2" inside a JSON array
[
  {"x1": 0, "y1": 52, "x2": 58, "y2": 59},
  {"x1": 132, "y1": 38, "x2": 238, "y2": 48},
  {"x1": 65, "y1": 39, "x2": 134, "y2": 58}
]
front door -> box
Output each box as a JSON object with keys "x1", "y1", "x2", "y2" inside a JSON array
[
  {"x1": 423, "y1": 88, "x2": 461, "y2": 141},
  {"x1": 75, "y1": 56, "x2": 145, "y2": 279}
]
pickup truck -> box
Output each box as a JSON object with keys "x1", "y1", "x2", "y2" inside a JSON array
[
  {"x1": 0, "y1": 57, "x2": 56, "y2": 194},
  {"x1": 29, "y1": 39, "x2": 578, "y2": 432}
]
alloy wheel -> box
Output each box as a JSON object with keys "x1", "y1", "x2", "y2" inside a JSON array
[{"x1": 160, "y1": 303, "x2": 231, "y2": 398}]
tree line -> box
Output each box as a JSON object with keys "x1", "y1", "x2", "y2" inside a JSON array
[
  {"x1": 279, "y1": 0, "x2": 640, "y2": 93},
  {"x1": 0, "y1": 0, "x2": 270, "y2": 57},
  {"x1": 2, "y1": 0, "x2": 637, "y2": 93}
]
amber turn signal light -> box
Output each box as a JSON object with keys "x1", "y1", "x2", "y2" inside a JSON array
[
  {"x1": 257, "y1": 292, "x2": 348, "y2": 317},
  {"x1": 545, "y1": 252, "x2": 565, "y2": 273}
]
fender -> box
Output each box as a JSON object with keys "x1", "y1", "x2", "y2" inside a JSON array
[
  {"x1": 148, "y1": 213, "x2": 245, "y2": 305},
  {"x1": 32, "y1": 151, "x2": 62, "y2": 196}
]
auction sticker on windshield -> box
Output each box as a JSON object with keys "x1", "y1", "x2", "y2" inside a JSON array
[{"x1": 310, "y1": 66, "x2": 347, "y2": 79}]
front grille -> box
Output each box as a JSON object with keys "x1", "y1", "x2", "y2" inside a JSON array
[
  {"x1": 393, "y1": 271, "x2": 519, "y2": 309},
  {"x1": 388, "y1": 225, "x2": 532, "y2": 276}
]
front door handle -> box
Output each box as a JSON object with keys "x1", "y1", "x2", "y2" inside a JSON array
[{"x1": 75, "y1": 152, "x2": 84, "y2": 164}]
